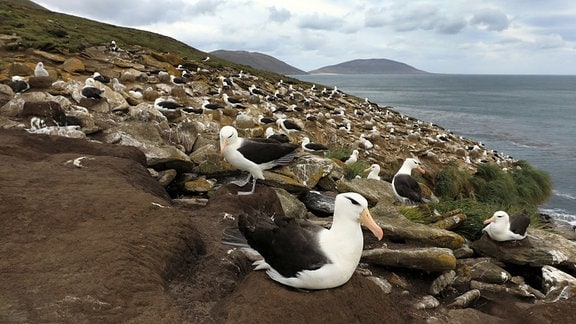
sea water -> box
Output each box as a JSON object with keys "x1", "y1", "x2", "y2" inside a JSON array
[{"x1": 293, "y1": 74, "x2": 576, "y2": 223}]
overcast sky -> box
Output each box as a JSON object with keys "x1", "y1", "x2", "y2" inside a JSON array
[{"x1": 34, "y1": 0, "x2": 576, "y2": 74}]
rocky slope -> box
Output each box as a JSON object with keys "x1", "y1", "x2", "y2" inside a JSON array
[{"x1": 1, "y1": 34, "x2": 576, "y2": 323}]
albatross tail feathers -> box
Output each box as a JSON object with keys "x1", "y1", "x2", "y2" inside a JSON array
[{"x1": 221, "y1": 227, "x2": 249, "y2": 248}]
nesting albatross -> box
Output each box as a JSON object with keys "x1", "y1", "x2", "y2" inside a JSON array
[
  {"x1": 219, "y1": 125, "x2": 299, "y2": 195},
  {"x1": 364, "y1": 164, "x2": 381, "y2": 180},
  {"x1": 233, "y1": 192, "x2": 383, "y2": 289},
  {"x1": 482, "y1": 211, "x2": 530, "y2": 241},
  {"x1": 392, "y1": 158, "x2": 427, "y2": 204},
  {"x1": 34, "y1": 62, "x2": 49, "y2": 77},
  {"x1": 81, "y1": 78, "x2": 104, "y2": 100}
]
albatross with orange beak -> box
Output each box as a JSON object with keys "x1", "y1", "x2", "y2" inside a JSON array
[
  {"x1": 392, "y1": 158, "x2": 428, "y2": 204},
  {"x1": 219, "y1": 125, "x2": 299, "y2": 195},
  {"x1": 235, "y1": 192, "x2": 384, "y2": 289},
  {"x1": 482, "y1": 211, "x2": 530, "y2": 241}
]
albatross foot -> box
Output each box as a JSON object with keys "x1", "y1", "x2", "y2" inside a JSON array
[{"x1": 236, "y1": 178, "x2": 257, "y2": 195}]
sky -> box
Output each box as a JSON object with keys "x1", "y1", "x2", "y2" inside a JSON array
[{"x1": 33, "y1": 0, "x2": 576, "y2": 74}]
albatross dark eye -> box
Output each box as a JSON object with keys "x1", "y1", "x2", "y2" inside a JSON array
[{"x1": 346, "y1": 197, "x2": 360, "y2": 205}]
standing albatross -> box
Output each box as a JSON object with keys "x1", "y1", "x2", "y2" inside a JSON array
[
  {"x1": 392, "y1": 158, "x2": 427, "y2": 204},
  {"x1": 219, "y1": 125, "x2": 299, "y2": 195},
  {"x1": 482, "y1": 211, "x2": 530, "y2": 241},
  {"x1": 237, "y1": 192, "x2": 383, "y2": 289}
]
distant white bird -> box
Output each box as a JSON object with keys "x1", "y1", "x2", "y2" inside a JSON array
[
  {"x1": 9, "y1": 76, "x2": 30, "y2": 93},
  {"x1": 93, "y1": 72, "x2": 110, "y2": 84},
  {"x1": 482, "y1": 211, "x2": 530, "y2": 241},
  {"x1": 108, "y1": 40, "x2": 118, "y2": 52},
  {"x1": 34, "y1": 62, "x2": 49, "y2": 77},
  {"x1": 154, "y1": 97, "x2": 184, "y2": 111},
  {"x1": 112, "y1": 78, "x2": 126, "y2": 92},
  {"x1": 359, "y1": 134, "x2": 373, "y2": 150},
  {"x1": 364, "y1": 164, "x2": 381, "y2": 180},
  {"x1": 258, "y1": 114, "x2": 276, "y2": 125},
  {"x1": 29, "y1": 117, "x2": 47, "y2": 131},
  {"x1": 222, "y1": 93, "x2": 246, "y2": 109},
  {"x1": 301, "y1": 137, "x2": 328, "y2": 153},
  {"x1": 276, "y1": 118, "x2": 302, "y2": 134},
  {"x1": 81, "y1": 78, "x2": 104, "y2": 100},
  {"x1": 264, "y1": 127, "x2": 290, "y2": 143},
  {"x1": 340, "y1": 149, "x2": 359, "y2": 165},
  {"x1": 201, "y1": 98, "x2": 224, "y2": 110},
  {"x1": 249, "y1": 84, "x2": 265, "y2": 96},
  {"x1": 128, "y1": 90, "x2": 143, "y2": 99}
]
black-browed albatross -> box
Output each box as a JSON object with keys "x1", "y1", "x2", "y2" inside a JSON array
[
  {"x1": 482, "y1": 211, "x2": 530, "y2": 241},
  {"x1": 219, "y1": 125, "x2": 299, "y2": 195},
  {"x1": 232, "y1": 192, "x2": 383, "y2": 289},
  {"x1": 301, "y1": 137, "x2": 328, "y2": 153},
  {"x1": 392, "y1": 158, "x2": 427, "y2": 204},
  {"x1": 364, "y1": 164, "x2": 381, "y2": 180}
]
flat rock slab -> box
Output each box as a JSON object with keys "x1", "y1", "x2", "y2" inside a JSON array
[{"x1": 472, "y1": 229, "x2": 576, "y2": 272}]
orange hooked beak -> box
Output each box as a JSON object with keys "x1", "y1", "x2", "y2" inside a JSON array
[
  {"x1": 360, "y1": 208, "x2": 383, "y2": 240},
  {"x1": 415, "y1": 165, "x2": 425, "y2": 174},
  {"x1": 483, "y1": 216, "x2": 496, "y2": 225},
  {"x1": 219, "y1": 139, "x2": 226, "y2": 156}
]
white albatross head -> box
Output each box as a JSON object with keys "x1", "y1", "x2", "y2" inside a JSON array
[
  {"x1": 219, "y1": 125, "x2": 239, "y2": 155},
  {"x1": 483, "y1": 210, "x2": 510, "y2": 226},
  {"x1": 334, "y1": 192, "x2": 383, "y2": 240},
  {"x1": 398, "y1": 158, "x2": 425, "y2": 175},
  {"x1": 364, "y1": 164, "x2": 381, "y2": 179}
]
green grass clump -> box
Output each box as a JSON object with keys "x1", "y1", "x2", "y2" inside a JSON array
[
  {"x1": 344, "y1": 161, "x2": 368, "y2": 180},
  {"x1": 429, "y1": 160, "x2": 551, "y2": 240},
  {"x1": 435, "y1": 164, "x2": 473, "y2": 199},
  {"x1": 325, "y1": 148, "x2": 352, "y2": 161},
  {"x1": 399, "y1": 206, "x2": 428, "y2": 224},
  {"x1": 434, "y1": 161, "x2": 551, "y2": 210}
]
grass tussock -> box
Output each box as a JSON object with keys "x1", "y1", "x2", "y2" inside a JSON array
[
  {"x1": 429, "y1": 160, "x2": 551, "y2": 240},
  {"x1": 344, "y1": 161, "x2": 369, "y2": 180}
]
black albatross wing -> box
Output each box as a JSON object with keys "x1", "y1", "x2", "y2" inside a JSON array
[
  {"x1": 237, "y1": 139, "x2": 299, "y2": 165},
  {"x1": 393, "y1": 174, "x2": 424, "y2": 203},
  {"x1": 239, "y1": 209, "x2": 329, "y2": 278},
  {"x1": 509, "y1": 213, "x2": 530, "y2": 235}
]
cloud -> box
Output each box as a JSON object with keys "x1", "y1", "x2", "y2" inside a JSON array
[
  {"x1": 298, "y1": 13, "x2": 344, "y2": 31},
  {"x1": 435, "y1": 18, "x2": 467, "y2": 34},
  {"x1": 470, "y1": 8, "x2": 510, "y2": 31},
  {"x1": 189, "y1": 0, "x2": 221, "y2": 15},
  {"x1": 268, "y1": 6, "x2": 291, "y2": 23},
  {"x1": 364, "y1": 4, "x2": 466, "y2": 35},
  {"x1": 364, "y1": 7, "x2": 391, "y2": 28},
  {"x1": 31, "y1": 0, "x2": 576, "y2": 74}
]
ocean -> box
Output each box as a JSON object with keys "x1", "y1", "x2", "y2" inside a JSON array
[{"x1": 292, "y1": 74, "x2": 576, "y2": 224}]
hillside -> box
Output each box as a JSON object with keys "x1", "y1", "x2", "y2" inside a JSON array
[
  {"x1": 309, "y1": 58, "x2": 429, "y2": 74},
  {"x1": 0, "y1": 0, "x2": 204, "y2": 62},
  {"x1": 211, "y1": 50, "x2": 308, "y2": 75}
]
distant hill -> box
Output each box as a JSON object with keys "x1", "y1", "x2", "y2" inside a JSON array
[
  {"x1": 5, "y1": 0, "x2": 46, "y2": 10},
  {"x1": 309, "y1": 58, "x2": 429, "y2": 74},
  {"x1": 210, "y1": 50, "x2": 308, "y2": 75}
]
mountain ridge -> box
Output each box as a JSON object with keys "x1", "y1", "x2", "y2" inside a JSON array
[
  {"x1": 210, "y1": 50, "x2": 308, "y2": 75},
  {"x1": 309, "y1": 58, "x2": 429, "y2": 74}
]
